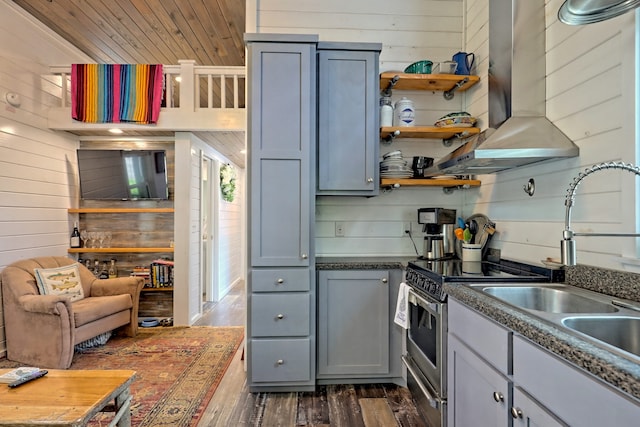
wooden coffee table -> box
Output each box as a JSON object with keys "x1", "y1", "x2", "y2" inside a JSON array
[{"x1": 0, "y1": 369, "x2": 136, "y2": 426}]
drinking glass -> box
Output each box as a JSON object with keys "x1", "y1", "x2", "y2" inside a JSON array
[
  {"x1": 97, "y1": 231, "x2": 106, "y2": 248},
  {"x1": 105, "y1": 231, "x2": 112, "y2": 248},
  {"x1": 80, "y1": 229, "x2": 89, "y2": 247}
]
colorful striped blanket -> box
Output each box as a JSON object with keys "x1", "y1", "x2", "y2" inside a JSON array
[{"x1": 71, "y1": 64, "x2": 164, "y2": 124}]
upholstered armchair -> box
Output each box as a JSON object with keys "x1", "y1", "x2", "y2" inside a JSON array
[{"x1": 1, "y1": 256, "x2": 144, "y2": 369}]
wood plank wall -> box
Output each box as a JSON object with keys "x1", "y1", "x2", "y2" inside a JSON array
[{"x1": 0, "y1": 2, "x2": 92, "y2": 357}]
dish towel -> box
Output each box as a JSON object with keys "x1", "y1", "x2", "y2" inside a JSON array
[
  {"x1": 394, "y1": 282, "x2": 410, "y2": 329},
  {"x1": 71, "y1": 63, "x2": 164, "y2": 124}
]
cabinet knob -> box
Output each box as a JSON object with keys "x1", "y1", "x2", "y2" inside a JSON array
[
  {"x1": 510, "y1": 407, "x2": 523, "y2": 419},
  {"x1": 276, "y1": 314, "x2": 285, "y2": 320},
  {"x1": 301, "y1": 253, "x2": 308, "y2": 259},
  {"x1": 381, "y1": 278, "x2": 388, "y2": 283},
  {"x1": 367, "y1": 177, "x2": 374, "y2": 183},
  {"x1": 276, "y1": 278, "x2": 284, "y2": 284},
  {"x1": 276, "y1": 359, "x2": 284, "y2": 365},
  {"x1": 492, "y1": 392, "x2": 504, "y2": 403}
]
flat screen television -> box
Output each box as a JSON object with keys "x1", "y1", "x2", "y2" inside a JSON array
[{"x1": 77, "y1": 149, "x2": 169, "y2": 200}]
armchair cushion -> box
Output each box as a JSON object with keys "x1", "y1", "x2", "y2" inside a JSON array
[{"x1": 34, "y1": 264, "x2": 84, "y2": 302}]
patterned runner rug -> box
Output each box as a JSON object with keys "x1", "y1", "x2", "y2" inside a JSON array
[{"x1": 0, "y1": 326, "x2": 244, "y2": 427}]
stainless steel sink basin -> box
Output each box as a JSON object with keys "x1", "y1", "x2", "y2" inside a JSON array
[
  {"x1": 562, "y1": 316, "x2": 640, "y2": 358},
  {"x1": 480, "y1": 286, "x2": 619, "y2": 313}
]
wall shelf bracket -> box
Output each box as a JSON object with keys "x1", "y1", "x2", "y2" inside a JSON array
[
  {"x1": 381, "y1": 129, "x2": 401, "y2": 144},
  {"x1": 443, "y1": 77, "x2": 469, "y2": 100},
  {"x1": 382, "y1": 74, "x2": 400, "y2": 96}
]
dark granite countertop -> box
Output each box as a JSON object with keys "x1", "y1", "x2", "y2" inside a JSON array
[
  {"x1": 444, "y1": 280, "x2": 640, "y2": 403},
  {"x1": 316, "y1": 257, "x2": 412, "y2": 270}
]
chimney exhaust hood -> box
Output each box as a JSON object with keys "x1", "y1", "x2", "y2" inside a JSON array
[{"x1": 425, "y1": 0, "x2": 579, "y2": 176}]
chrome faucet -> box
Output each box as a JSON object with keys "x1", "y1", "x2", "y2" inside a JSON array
[{"x1": 561, "y1": 161, "x2": 640, "y2": 266}]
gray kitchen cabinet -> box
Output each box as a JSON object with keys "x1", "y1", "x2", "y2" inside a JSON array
[
  {"x1": 316, "y1": 42, "x2": 381, "y2": 196},
  {"x1": 317, "y1": 269, "x2": 403, "y2": 384},
  {"x1": 448, "y1": 334, "x2": 511, "y2": 427},
  {"x1": 513, "y1": 335, "x2": 639, "y2": 426},
  {"x1": 449, "y1": 298, "x2": 639, "y2": 427},
  {"x1": 245, "y1": 34, "x2": 318, "y2": 392}
]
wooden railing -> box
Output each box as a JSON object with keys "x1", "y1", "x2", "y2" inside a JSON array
[{"x1": 49, "y1": 60, "x2": 245, "y2": 112}]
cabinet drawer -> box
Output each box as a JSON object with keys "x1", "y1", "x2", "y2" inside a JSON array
[
  {"x1": 251, "y1": 268, "x2": 310, "y2": 292},
  {"x1": 251, "y1": 293, "x2": 310, "y2": 337},
  {"x1": 250, "y1": 338, "x2": 311, "y2": 383},
  {"x1": 448, "y1": 299, "x2": 511, "y2": 375}
]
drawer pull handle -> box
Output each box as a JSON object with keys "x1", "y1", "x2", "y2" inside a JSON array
[
  {"x1": 276, "y1": 314, "x2": 285, "y2": 320},
  {"x1": 277, "y1": 359, "x2": 284, "y2": 365},
  {"x1": 493, "y1": 392, "x2": 504, "y2": 403},
  {"x1": 511, "y1": 407, "x2": 523, "y2": 419},
  {"x1": 301, "y1": 253, "x2": 308, "y2": 259},
  {"x1": 277, "y1": 278, "x2": 284, "y2": 284},
  {"x1": 381, "y1": 278, "x2": 388, "y2": 283},
  {"x1": 367, "y1": 177, "x2": 373, "y2": 183}
]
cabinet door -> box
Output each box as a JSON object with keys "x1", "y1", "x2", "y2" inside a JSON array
[
  {"x1": 247, "y1": 42, "x2": 315, "y2": 267},
  {"x1": 317, "y1": 270, "x2": 389, "y2": 376},
  {"x1": 448, "y1": 335, "x2": 510, "y2": 427},
  {"x1": 512, "y1": 387, "x2": 567, "y2": 427},
  {"x1": 317, "y1": 48, "x2": 379, "y2": 195}
]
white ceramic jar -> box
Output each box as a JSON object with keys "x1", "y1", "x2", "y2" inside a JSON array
[{"x1": 394, "y1": 97, "x2": 415, "y2": 126}]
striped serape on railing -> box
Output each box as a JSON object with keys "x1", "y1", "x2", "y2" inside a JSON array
[{"x1": 71, "y1": 64, "x2": 164, "y2": 124}]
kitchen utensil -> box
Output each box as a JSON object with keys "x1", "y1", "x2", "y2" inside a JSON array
[
  {"x1": 452, "y1": 51, "x2": 475, "y2": 75},
  {"x1": 463, "y1": 227, "x2": 472, "y2": 243},
  {"x1": 469, "y1": 219, "x2": 478, "y2": 244},
  {"x1": 457, "y1": 217, "x2": 466, "y2": 229},
  {"x1": 455, "y1": 228, "x2": 464, "y2": 241}
]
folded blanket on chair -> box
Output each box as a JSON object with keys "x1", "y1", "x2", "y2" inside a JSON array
[{"x1": 71, "y1": 64, "x2": 163, "y2": 124}]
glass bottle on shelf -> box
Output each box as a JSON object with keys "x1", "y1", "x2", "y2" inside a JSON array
[
  {"x1": 99, "y1": 261, "x2": 109, "y2": 279},
  {"x1": 70, "y1": 222, "x2": 81, "y2": 248},
  {"x1": 93, "y1": 260, "x2": 100, "y2": 277},
  {"x1": 108, "y1": 259, "x2": 118, "y2": 279}
]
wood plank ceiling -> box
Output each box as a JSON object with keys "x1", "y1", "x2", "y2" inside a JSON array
[{"x1": 12, "y1": 0, "x2": 247, "y2": 167}]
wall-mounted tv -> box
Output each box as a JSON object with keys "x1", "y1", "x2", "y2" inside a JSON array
[{"x1": 77, "y1": 149, "x2": 169, "y2": 200}]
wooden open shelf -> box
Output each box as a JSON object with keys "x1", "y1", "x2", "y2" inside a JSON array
[
  {"x1": 381, "y1": 178, "x2": 481, "y2": 188},
  {"x1": 380, "y1": 72, "x2": 480, "y2": 92},
  {"x1": 68, "y1": 247, "x2": 174, "y2": 253},
  {"x1": 69, "y1": 208, "x2": 174, "y2": 213},
  {"x1": 381, "y1": 126, "x2": 480, "y2": 140},
  {"x1": 141, "y1": 287, "x2": 174, "y2": 292}
]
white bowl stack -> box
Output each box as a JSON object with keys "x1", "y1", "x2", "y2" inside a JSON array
[{"x1": 380, "y1": 150, "x2": 413, "y2": 179}]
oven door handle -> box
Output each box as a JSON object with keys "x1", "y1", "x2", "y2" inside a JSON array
[
  {"x1": 401, "y1": 354, "x2": 442, "y2": 409},
  {"x1": 408, "y1": 289, "x2": 441, "y2": 317}
]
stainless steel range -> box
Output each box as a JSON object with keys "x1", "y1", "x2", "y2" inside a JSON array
[{"x1": 402, "y1": 258, "x2": 562, "y2": 427}]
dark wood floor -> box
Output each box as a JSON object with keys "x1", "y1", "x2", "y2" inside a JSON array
[{"x1": 195, "y1": 281, "x2": 427, "y2": 427}]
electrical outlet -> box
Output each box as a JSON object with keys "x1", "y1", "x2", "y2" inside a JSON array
[
  {"x1": 335, "y1": 222, "x2": 345, "y2": 237},
  {"x1": 404, "y1": 222, "x2": 412, "y2": 235}
]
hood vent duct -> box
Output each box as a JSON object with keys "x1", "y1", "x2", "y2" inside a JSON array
[{"x1": 425, "y1": 0, "x2": 579, "y2": 176}]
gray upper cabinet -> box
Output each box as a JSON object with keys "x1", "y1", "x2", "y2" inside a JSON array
[
  {"x1": 316, "y1": 42, "x2": 381, "y2": 196},
  {"x1": 247, "y1": 35, "x2": 317, "y2": 267}
]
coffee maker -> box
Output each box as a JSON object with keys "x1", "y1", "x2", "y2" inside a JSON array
[{"x1": 418, "y1": 208, "x2": 456, "y2": 260}]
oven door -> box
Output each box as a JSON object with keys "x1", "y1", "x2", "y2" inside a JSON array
[{"x1": 405, "y1": 288, "x2": 447, "y2": 397}]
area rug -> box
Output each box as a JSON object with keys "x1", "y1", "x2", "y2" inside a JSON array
[{"x1": 0, "y1": 326, "x2": 244, "y2": 427}]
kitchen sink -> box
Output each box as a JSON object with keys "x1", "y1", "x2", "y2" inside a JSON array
[
  {"x1": 562, "y1": 316, "x2": 640, "y2": 358},
  {"x1": 479, "y1": 286, "x2": 619, "y2": 313}
]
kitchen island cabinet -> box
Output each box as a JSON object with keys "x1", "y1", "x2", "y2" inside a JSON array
[
  {"x1": 317, "y1": 268, "x2": 404, "y2": 385},
  {"x1": 245, "y1": 33, "x2": 318, "y2": 392},
  {"x1": 317, "y1": 42, "x2": 381, "y2": 196},
  {"x1": 448, "y1": 298, "x2": 639, "y2": 427}
]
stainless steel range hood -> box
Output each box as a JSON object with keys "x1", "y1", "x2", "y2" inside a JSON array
[{"x1": 425, "y1": 0, "x2": 579, "y2": 176}]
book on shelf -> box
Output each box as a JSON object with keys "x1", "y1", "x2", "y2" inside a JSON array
[
  {"x1": 149, "y1": 259, "x2": 174, "y2": 288},
  {"x1": 0, "y1": 367, "x2": 43, "y2": 383}
]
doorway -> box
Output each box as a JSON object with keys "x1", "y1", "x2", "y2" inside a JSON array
[{"x1": 200, "y1": 155, "x2": 220, "y2": 307}]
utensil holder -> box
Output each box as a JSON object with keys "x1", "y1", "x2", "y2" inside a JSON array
[{"x1": 462, "y1": 243, "x2": 482, "y2": 262}]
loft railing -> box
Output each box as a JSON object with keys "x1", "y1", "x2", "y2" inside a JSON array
[{"x1": 49, "y1": 60, "x2": 245, "y2": 112}]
